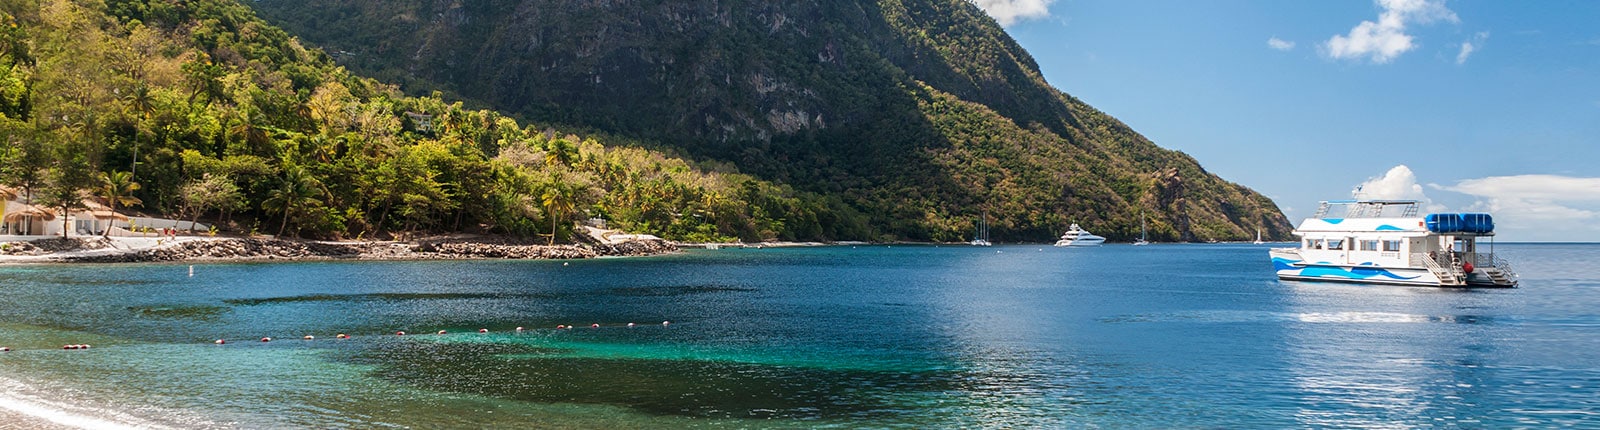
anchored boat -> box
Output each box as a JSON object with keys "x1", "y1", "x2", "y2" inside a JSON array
[
  {"x1": 1054, "y1": 223, "x2": 1106, "y2": 247},
  {"x1": 1269, "y1": 200, "x2": 1517, "y2": 287}
]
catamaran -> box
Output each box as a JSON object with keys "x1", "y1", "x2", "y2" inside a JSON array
[
  {"x1": 1054, "y1": 223, "x2": 1105, "y2": 247},
  {"x1": 1269, "y1": 200, "x2": 1517, "y2": 287}
]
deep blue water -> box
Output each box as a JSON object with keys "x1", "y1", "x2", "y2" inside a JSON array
[{"x1": 0, "y1": 243, "x2": 1596, "y2": 428}]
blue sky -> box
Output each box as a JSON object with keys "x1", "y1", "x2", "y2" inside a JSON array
[{"x1": 975, "y1": 0, "x2": 1600, "y2": 241}]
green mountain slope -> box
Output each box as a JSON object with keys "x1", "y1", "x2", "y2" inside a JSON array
[
  {"x1": 249, "y1": 0, "x2": 1292, "y2": 242},
  {"x1": 1, "y1": 0, "x2": 868, "y2": 242}
]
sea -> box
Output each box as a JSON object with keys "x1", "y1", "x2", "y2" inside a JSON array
[{"x1": 0, "y1": 243, "x2": 1596, "y2": 428}]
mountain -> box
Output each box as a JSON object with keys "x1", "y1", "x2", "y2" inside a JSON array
[
  {"x1": 248, "y1": 0, "x2": 1292, "y2": 242},
  {"x1": 1, "y1": 0, "x2": 871, "y2": 243}
]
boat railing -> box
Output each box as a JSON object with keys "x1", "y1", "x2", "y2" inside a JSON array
[
  {"x1": 1413, "y1": 251, "x2": 1466, "y2": 286},
  {"x1": 1474, "y1": 253, "x2": 1518, "y2": 279}
]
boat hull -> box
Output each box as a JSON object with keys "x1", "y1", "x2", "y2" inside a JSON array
[
  {"x1": 1054, "y1": 237, "x2": 1105, "y2": 247},
  {"x1": 1271, "y1": 252, "x2": 1513, "y2": 288}
]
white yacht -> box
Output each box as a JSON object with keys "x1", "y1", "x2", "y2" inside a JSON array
[
  {"x1": 1054, "y1": 223, "x2": 1105, "y2": 247},
  {"x1": 1269, "y1": 200, "x2": 1517, "y2": 287}
]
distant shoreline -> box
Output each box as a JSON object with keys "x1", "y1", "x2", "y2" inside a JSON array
[{"x1": 0, "y1": 234, "x2": 678, "y2": 265}]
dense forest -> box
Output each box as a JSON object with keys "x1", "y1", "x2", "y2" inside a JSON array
[
  {"x1": 0, "y1": 0, "x2": 871, "y2": 243},
  {"x1": 249, "y1": 0, "x2": 1295, "y2": 242}
]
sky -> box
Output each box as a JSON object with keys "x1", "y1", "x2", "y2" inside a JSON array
[{"x1": 974, "y1": 0, "x2": 1600, "y2": 242}]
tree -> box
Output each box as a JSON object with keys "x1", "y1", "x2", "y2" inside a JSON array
[
  {"x1": 180, "y1": 173, "x2": 243, "y2": 232},
  {"x1": 36, "y1": 160, "x2": 92, "y2": 238},
  {"x1": 261, "y1": 165, "x2": 322, "y2": 237},
  {"x1": 96, "y1": 170, "x2": 141, "y2": 237}
]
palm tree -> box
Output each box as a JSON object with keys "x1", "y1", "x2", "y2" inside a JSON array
[
  {"x1": 541, "y1": 182, "x2": 577, "y2": 246},
  {"x1": 97, "y1": 171, "x2": 142, "y2": 238},
  {"x1": 262, "y1": 166, "x2": 322, "y2": 237}
]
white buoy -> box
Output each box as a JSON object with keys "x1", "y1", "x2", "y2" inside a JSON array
[
  {"x1": 662, "y1": 321, "x2": 670, "y2": 326},
  {"x1": 214, "y1": 339, "x2": 225, "y2": 345},
  {"x1": 188, "y1": 265, "x2": 194, "y2": 277},
  {"x1": 563, "y1": 262, "x2": 569, "y2": 266}
]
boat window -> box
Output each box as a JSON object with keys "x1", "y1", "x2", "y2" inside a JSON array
[
  {"x1": 1359, "y1": 240, "x2": 1378, "y2": 251},
  {"x1": 1326, "y1": 239, "x2": 1344, "y2": 250},
  {"x1": 1382, "y1": 240, "x2": 1402, "y2": 252}
]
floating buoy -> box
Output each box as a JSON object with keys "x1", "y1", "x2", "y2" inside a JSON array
[
  {"x1": 303, "y1": 335, "x2": 315, "y2": 340},
  {"x1": 562, "y1": 262, "x2": 569, "y2": 266},
  {"x1": 590, "y1": 324, "x2": 600, "y2": 328},
  {"x1": 214, "y1": 339, "x2": 226, "y2": 345},
  {"x1": 479, "y1": 328, "x2": 488, "y2": 333},
  {"x1": 556, "y1": 325, "x2": 566, "y2": 329},
  {"x1": 662, "y1": 321, "x2": 670, "y2": 325},
  {"x1": 396, "y1": 331, "x2": 406, "y2": 336},
  {"x1": 261, "y1": 337, "x2": 272, "y2": 342},
  {"x1": 62, "y1": 345, "x2": 75, "y2": 350},
  {"x1": 515, "y1": 327, "x2": 525, "y2": 332},
  {"x1": 188, "y1": 265, "x2": 194, "y2": 277},
  {"x1": 336, "y1": 333, "x2": 349, "y2": 339},
  {"x1": 627, "y1": 322, "x2": 635, "y2": 327},
  {"x1": 437, "y1": 330, "x2": 447, "y2": 335},
  {"x1": 0, "y1": 347, "x2": 9, "y2": 352}
]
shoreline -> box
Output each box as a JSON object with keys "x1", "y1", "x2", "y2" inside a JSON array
[{"x1": 0, "y1": 233, "x2": 678, "y2": 265}]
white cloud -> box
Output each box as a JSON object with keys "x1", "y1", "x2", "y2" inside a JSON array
[
  {"x1": 1354, "y1": 165, "x2": 1432, "y2": 202},
  {"x1": 1433, "y1": 174, "x2": 1600, "y2": 240},
  {"x1": 1324, "y1": 0, "x2": 1459, "y2": 64},
  {"x1": 971, "y1": 0, "x2": 1056, "y2": 26},
  {"x1": 1456, "y1": 31, "x2": 1488, "y2": 64},
  {"x1": 1268, "y1": 37, "x2": 1296, "y2": 51},
  {"x1": 1455, "y1": 41, "x2": 1476, "y2": 64}
]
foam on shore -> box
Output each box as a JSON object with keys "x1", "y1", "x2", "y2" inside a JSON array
[{"x1": 0, "y1": 377, "x2": 174, "y2": 430}]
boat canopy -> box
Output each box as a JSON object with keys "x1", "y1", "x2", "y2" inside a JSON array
[{"x1": 1424, "y1": 213, "x2": 1494, "y2": 234}]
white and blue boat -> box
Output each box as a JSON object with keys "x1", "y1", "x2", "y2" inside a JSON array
[{"x1": 1269, "y1": 200, "x2": 1517, "y2": 287}]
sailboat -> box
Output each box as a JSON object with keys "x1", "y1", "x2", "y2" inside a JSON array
[
  {"x1": 970, "y1": 211, "x2": 992, "y2": 246},
  {"x1": 1252, "y1": 228, "x2": 1264, "y2": 245},
  {"x1": 1133, "y1": 216, "x2": 1149, "y2": 246}
]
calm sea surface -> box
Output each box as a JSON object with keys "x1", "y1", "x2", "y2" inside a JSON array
[{"x1": 1, "y1": 243, "x2": 1596, "y2": 428}]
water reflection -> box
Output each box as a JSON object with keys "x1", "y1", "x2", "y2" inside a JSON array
[{"x1": 1283, "y1": 283, "x2": 1502, "y2": 427}]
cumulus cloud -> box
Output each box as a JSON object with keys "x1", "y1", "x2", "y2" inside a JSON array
[
  {"x1": 1268, "y1": 37, "x2": 1296, "y2": 51},
  {"x1": 971, "y1": 0, "x2": 1056, "y2": 26},
  {"x1": 1456, "y1": 31, "x2": 1488, "y2": 64},
  {"x1": 1324, "y1": 0, "x2": 1459, "y2": 63},
  {"x1": 1354, "y1": 165, "x2": 1432, "y2": 202}
]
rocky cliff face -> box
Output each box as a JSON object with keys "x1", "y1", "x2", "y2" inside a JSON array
[{"x1": 250, "y1": 0, "x2": 1292, "y2": 242}]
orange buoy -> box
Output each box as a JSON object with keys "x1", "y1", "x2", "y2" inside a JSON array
[
  {"x1": 437, "y1": 330, "x2": 447, "y2": 335},
  {"x1": 303, "y1": 335, "x2": 315, "y2": 340},
  {"x1": 261, "y1": 337, "x2": 272, "y2": 342},
  {"x1": 214, "y1": 339, "x2": 226, "y2": 345},
  {"x1": 396, "y1": 331, "x2": 406, "y2": 336},
  {"x1": 479, "y1": 328, "x2": 488, "y2": 333}
]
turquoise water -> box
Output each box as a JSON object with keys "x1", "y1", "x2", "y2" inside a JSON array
[{"x1": 1, "y1": 244, "x2": 1597, "y2": 428}]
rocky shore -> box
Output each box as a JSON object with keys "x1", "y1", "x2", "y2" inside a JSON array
[{"x1": 0, "y1": 235, "x2": 678, "y2": 264}]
